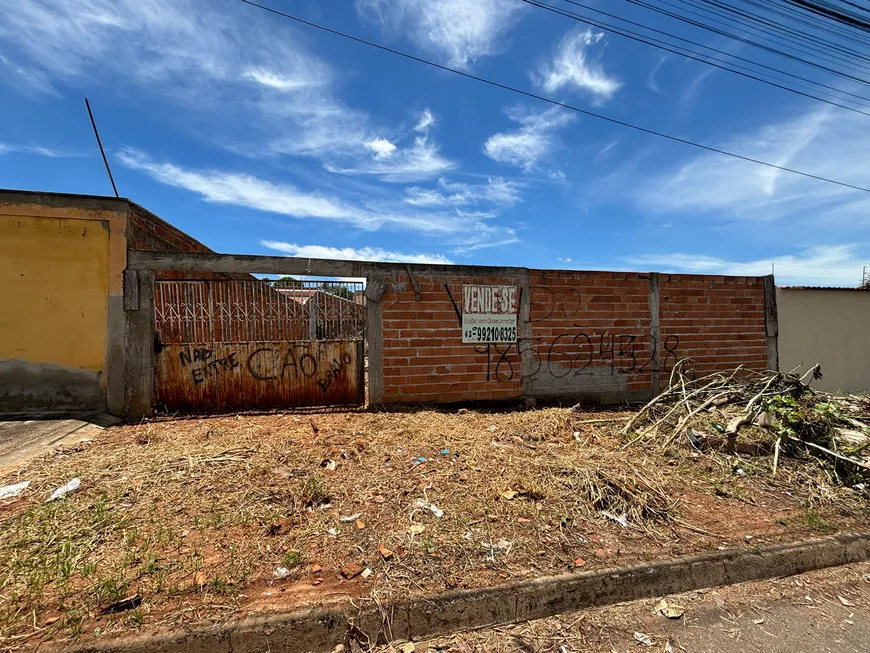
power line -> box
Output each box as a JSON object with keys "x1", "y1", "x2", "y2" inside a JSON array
[
  {"x1": 238, "y1": 0, "x2": 870, "y2": 195},
  {"x1": 788, "y1": 0, "x2": 870, "y2": 31},
  {"x1": 520, "y1": 0, "x2": 870, "y2": 116},
  {"x1": 745, "y1": 0, "x2": 870, "y2": 50},
  {"x1": 624, "y1": 0, "x2": 870, "y2": 87},
  {"x1": 556, "y1": 0, "x2": 870, "y2": 101},
  {"x1": 676, "y1": 0, "x2": 870, "y2": 61},
  {"x1": 684, "y1": 0, "x2": 870, "y2": 68}
]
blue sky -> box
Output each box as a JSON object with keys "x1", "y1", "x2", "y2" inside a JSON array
[{"x1": 2, "y1": 0, "x2": 869, "y2": 285}]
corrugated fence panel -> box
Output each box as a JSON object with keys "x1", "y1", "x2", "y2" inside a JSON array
[
  {"x1": 153, "y1": 279, "x2": 366, "y2": 412},
  {"x1": 156, "y1": 340, "x2": 364, "y2": 411}
]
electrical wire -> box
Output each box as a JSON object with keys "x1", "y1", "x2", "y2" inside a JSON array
[
  {"x1": 740, "y1": 0, "x2": 870, "y2": 50},
  {"x1": 557, "y1": 0, "x2": 870, "y2": 100},
  {"x1": 520, "y1": 0, "x2": 870, "y2": 116},
  {"x1": 683, "y1": 0, "x2": 870, "y2": 67},
  {"x1": 746, "y1": 0, "x2": 870, "y2": 49},
  {"x1": 238, "y1": 0, "x2": 870, "y2": 195},
  {"x1": 787, "y1": 0, "x2": 870, "y2": 31},
  {"x1": 624, "y1": 0, "x2": 870, "y2": 87}
]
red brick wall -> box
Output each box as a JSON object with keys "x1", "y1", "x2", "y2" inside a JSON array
[
  {"x1": 128, "y1": 204, "x2": 248, "y2": 281},
  {"x1": 528, "y1": 270, "x2": 654, "y2": 399},
  {"x1": 380, "y1": 270, "x2": 524, "y2": 403},
  {"x1": 378, "y1": 269, "x2": 770, "y2": 405},
  {"x1": 659, "y1": 274, "x2": 768, "y2": 375}
]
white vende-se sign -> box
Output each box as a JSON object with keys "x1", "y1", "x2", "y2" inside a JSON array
[{"x1": 462, "y1": 284, "x2": 518, "y2": 343}]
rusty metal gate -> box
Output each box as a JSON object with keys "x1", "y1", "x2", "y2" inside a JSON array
[{"x1": 153, "y1": 278, "x2": 366, "y2": 412}]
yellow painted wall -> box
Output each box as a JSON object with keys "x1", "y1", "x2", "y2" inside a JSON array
[{"x1": 0, "y1": 216, "x2": 109, "y2": 372}]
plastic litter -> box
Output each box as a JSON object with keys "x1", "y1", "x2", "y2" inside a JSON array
[
  {"x1": 654, "y1": 599, "x2": 685, "y2": 619},
  {"x1": 411, "y1": 456, "x2": 427, "y2": 466},
  {"x1": 633, "y1": 632, "x2": 653, "y2": 646},
  {"x1": 441, "y1": 449, "x2": 449, "y2": 456},
  {"x1": 838, "y1": 595, "x2": 856, "y2": 607},
  {"x1": 46, "y1": 478, "x2": 80, "y2": 502},
  {"x1": 601, "y1": 511, "x2": 629, "y2": 528},
  {"x1": 272, "y1": 567, "x2": 292, "y2": 580},
  {"x1": 327, "y1": 527, "x2": 339, "y2": 536},
  {"x1": 414, "y1": 498, "x2": 444, "y2": 518},
  {"x1": 102, "y1": 594, "x2": 142, "y2": 614},
  {"x1": 0, "y1": 480, "x2": 30, "y2": 500},
  {"x1": 339, "y1": 513, "x2": 362, "y2": 522}
]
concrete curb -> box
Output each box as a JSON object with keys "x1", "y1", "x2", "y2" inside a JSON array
[{"x1": 69, "y1": 532, "x2": 870, "y2": 653}]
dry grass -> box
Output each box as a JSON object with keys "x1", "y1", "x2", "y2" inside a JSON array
[{"x1": 0, "y1": 406, "x2": 866, "y2": 650}]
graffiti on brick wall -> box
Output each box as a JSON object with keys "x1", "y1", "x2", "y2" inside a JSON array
[
  {"x1": 452, "y1": 284, "x2": 680, "y2": 382},
  {"x1": 472, "y1": 334, "x2": 679, "y2": 382}
]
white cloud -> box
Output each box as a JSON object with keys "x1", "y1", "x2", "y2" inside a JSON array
[
  {"x1": 533, "y1": 28, "x2": 621, "y2": 100},
  {"x1": 242, "y1": 68, "x2": 325, "y2": 92},
  {"x1": 483, "y1": 106, "x2": 575, "y2": 171},
  {"x1": 625, "y1": 246, "x2": 868, "y2": 287},
  {"x1": 366, "y1": 138, "x2": 397, "y2": 160},
  {"x1": 0, "y1": 1, "x2": 375, "y2": 166},
  {"x1": 356, "y1": 0, "x2": 524, "y2": 69},
  {"x1": 640, "y1": 106, "x2": 870, "y2": 223},
  {"x1": 404, "y1": 177, "x2": 521, "y2": 207},
  {"x1": 261, "y1": 241, "x2": 453, "y2": 265},
  {"x1": 680, "y1": 67, "x2": 716, "y2": 111},
  {"x1": 0, "y1": 1, "x2": 325, "y2": 97},
  {"x1": 595, "y1": 140, "x2": 618, "y2": 161},
  {"x1": 415, "y1": 109, "x2": 436, "y2": 132},
  {"x1": 647, "y1": 55, "x2": 668, "y2": 93},
  {"x1": 328, "y1": 135, "x2": 455, "y2": 182},
  {"x1": 453, "y1": 236, "x2": 521, "y2": 254},
  {"x1": 118, "y1": 147, "x2": 360, "y2": 222},
  {"x1": 118, "y1": 148, "x2": 517, "y2": 250},
  {"x1": 0, "y1": 143, "x2": 80, "y2": 157},
  {"x1": 558, "y1": 257, "x2": 572, "y2": 263}
]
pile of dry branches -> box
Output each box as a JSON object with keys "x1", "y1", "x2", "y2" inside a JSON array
[{"x1": 622, "y1": 361, "x2": 870, "y2": 481}]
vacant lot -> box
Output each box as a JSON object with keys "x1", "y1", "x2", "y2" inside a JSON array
[{"x1": 0, "y1": 402, "x2": 867, "y2": 650}]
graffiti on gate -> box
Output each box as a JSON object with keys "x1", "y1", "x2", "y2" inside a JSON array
[
  {"x1": 175, "y1": 344, "x2": 354, "y2": 394},
  {"x1": 179, "y1": 347, "x2": 241, "y2": 385}
]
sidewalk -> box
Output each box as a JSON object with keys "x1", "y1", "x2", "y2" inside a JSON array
[
  {"x1": 406, "y1": 561, "x2": 870, "y2": 652},
  {"x1": 0, "y1": 412, "x2": 114, "y2": 473}
]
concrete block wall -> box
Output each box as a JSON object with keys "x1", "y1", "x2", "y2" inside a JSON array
[{"x1": 377, "y1": 269, "x2": 772, "y2": 406}]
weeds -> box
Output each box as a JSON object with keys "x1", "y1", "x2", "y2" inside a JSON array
[{"x1": 0, "y1": 405, "x2": 865, "y2": 648}]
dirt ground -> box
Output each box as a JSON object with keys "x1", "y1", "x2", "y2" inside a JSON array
[{"x1": 0, "y1": 406, "x2": 867, "y2": 651}]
